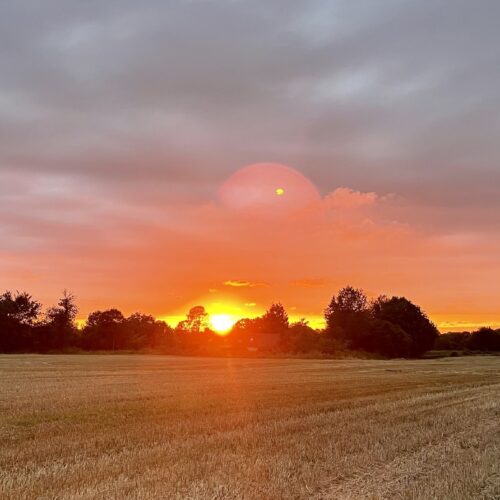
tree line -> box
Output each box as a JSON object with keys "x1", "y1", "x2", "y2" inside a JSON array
[{"x1": 1, "y1": 287, "x2": 499, "y2": 357}]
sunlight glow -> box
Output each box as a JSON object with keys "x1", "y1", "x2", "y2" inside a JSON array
[
  {"x1": 210, "y1": 314, "x2": 236, "y2": 334},
  {"x1": 275, "y1": 187, "x2": 285, "y2": 196}
]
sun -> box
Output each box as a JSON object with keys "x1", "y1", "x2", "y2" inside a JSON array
[
  {"x1": 210, "y1": 314, "x2": 236, "y2": 335},
  {"x1": 275, "y1": 187, "x2": 285, "y2": 196}
]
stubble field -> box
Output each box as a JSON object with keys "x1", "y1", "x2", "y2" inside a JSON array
[{"x1": 0, "y1": 354, "x2": 499, "y2": 499}]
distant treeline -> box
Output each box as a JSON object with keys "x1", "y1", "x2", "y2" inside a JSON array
[
  {"x1": 435, "y1": 329, "x2": 500, "y2": 352},
  {"x1": 0, "y1": 287, "x2": 499, "y2": 358}
]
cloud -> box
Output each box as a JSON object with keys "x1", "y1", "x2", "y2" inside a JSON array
[
  {"x1": 2, "y1": 175, "x2": 500, "y2": 330},
  {"x1": 1, "y1": 0, "x2": 500, "y2": 204},
  {"x1": 224, "y1": 280, "x2": 269, "y2": 288},
  {"x1": 1, "y1": 1, "x2": 500, "y2": 328},
  {"x1": 324, "y1": 188, "x2": 379, "y2": 209}
]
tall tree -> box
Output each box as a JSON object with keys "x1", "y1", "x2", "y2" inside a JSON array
[
  {"x1": 0, "y1": 291, "x2": 41, "y2": 325},
  {"x1": 324, "y1": 286, "x2": 369, "y2": 340},
  {"x1": 371, "y1": 296, "x2": 438, "y2": 357},
  {"x1": 83, "y1": 309, "x2": 125, "y2": 350},
  {"x1": 45, "y1": 290, "x2": 78, "y2": 349},
  {"x1": 176, "y1": 306, "x2": 209, "y2": 334},
  {"x1": 261, "y1": 303, "x2": 289, "y2": 333},
  {"x1": 0, "y1": 291, "x2": 41, "y2": 352},
  {"x1": 125, "y1": 313, "x2": 174, "y2": 350}
]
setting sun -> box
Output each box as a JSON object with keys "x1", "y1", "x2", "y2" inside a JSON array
[{"x1": 210, "y1": 314, "x2": 236, "y2": 334}]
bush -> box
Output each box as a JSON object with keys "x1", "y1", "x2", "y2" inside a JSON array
[
  {"x1": 467, "y1": 327, "x2": 500, "y2": 351},
  {"x1": 434, "y1": 332, "x2": 470, "y2": 351}
]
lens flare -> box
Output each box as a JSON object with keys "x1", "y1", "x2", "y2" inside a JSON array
[{"x1": 218, "y1": 163, "x2": 321, "y2": 211}]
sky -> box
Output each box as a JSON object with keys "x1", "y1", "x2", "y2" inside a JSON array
[{"x1": 1, "y1": 0, "x2": 499, "y2": 331}]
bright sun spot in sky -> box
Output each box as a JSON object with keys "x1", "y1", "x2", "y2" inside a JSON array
[
  {"x1": 210, "y1": 314, "x2": 236, "y2": 334},
  {"x1": 275, "y1": 187, "x2": 285, "y2": 196}
]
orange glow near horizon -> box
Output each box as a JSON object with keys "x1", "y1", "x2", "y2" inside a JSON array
[
  {"x1": 10, "y1": 162, "x2": 500, "y2": 337},
  {"x1": 210, "y1": 314, "x2": 236, "y2": 334},
  {"x1": 76, "y1": 310, "x2": 500, "y2": 333}
]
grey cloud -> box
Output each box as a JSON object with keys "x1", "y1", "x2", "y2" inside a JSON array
[{"x1": 0, "y1": 0, "x2": 500, "y2": 224}]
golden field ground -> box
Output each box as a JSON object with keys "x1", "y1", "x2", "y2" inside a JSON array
[{"x1": 0, "y1": 355, "x2": 499, "y2": 499}]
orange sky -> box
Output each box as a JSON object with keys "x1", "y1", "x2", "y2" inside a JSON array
[
  {"x1": 2, "y1": 2, "x2": 500, "y2": 333},
  {"x1": 3, "y1": 163, "x2": 499, "y2": 333}
]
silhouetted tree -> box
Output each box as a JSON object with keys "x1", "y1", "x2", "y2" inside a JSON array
[
  {"x1": 434, "y1": 332, "x2": 471, "y2": 351},
  {"x1": 0, "y1": 286, "x2": 478, "y2": 358},
  {"x1": 228, "y1": 317, "x2": 258, "y2": 351},
  {"x1": 324, "y1": 287, "x2": 371, "y2": 347},
  {"x1": 467, "y1": 327, "x2": 500, "y2": 351},
  {"x1": 230, "y1": 318, "x2": 257, "y2": 337},
  {"x1": 44, "y1": 290, "x2": 78, "y2": 350},
  {"x1": 173, "y1": 306, "x2": 212, "y2": 353},
  {"x1": 283, "y1": 319, "x2": 320, "y2": 353},
  {"x1": 363, "y1": 319, "x2": 411, "y2": 358},
  {"x1": 125, "y1": 313, "x2": 174, "y2": 350},
  {"x1": 176, "y1": 306, "x2": 209, "y2": 334},
  {"x1": 325, "y1": 286, "x2": 368, "y2": 330},
  {"x1": 82, "y1": 309, "x2": 125, "y2": 350},
  {"x1": 149, "y1": 320, "x2": 175, "y2": 351},
  {"x1": 0, "y1": 291, "x2": 40, "y2": 325},
  {"x1": 228, "y1": 305, "x2": 290, "y2": 353},
  {"x1": 261, "y1": 303, "x2": 289, "y2": 333},
  {"x1": 0, "y1": 291, "x2": 41, "y2": 352},
  {"x1": 231, "y1": 318, "x2": 257, "y2": 336},
  {"x1": 371, "y1": 296, "x2": 438, "y2": 357},
  {"x1": 324, "y1": 288, "x2": 438, "y2": 358},
  {"x1": 326, "y1": 286, "x2": 368, "y2": 319}
]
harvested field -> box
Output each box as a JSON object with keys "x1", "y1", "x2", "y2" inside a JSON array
[{"x1": 0, "y1": 354, "x2": 499, "y2": 499}]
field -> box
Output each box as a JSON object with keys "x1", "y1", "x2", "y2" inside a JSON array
[{"x1": 0, "y1": 355, "x2": 499, "y2": 499}]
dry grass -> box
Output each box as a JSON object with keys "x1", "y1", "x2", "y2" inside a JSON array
[{"x1": 0, "y1": 355, "x2": 499, "y2": 499}]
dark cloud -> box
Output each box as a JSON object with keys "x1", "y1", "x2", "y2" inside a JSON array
[{"x1": 1, "y1": 0, "x2": 500, "y2": 231}]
